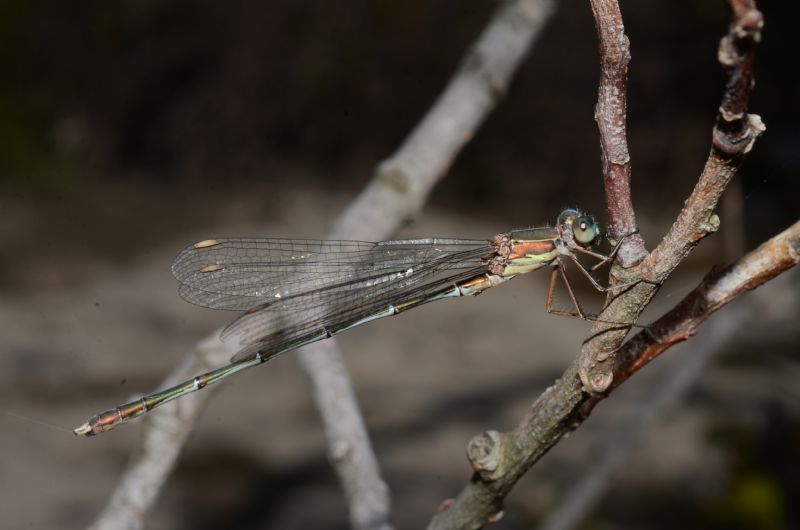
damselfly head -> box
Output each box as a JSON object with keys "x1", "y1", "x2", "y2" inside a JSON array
[{"x1": 557, "y1": 208, "x2": 601, "y2": 248}]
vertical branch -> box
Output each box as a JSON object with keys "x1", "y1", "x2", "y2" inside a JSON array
[
  {"x1": 578, "y1": 0, "x2": 765, "y2": 394},
  {"x1": 576, "y1": 0, "x2": 643, "y2": 397},
  {"x1": 300, "y1": 4, "x2": 557, "y2": 526},
  {"x1": 296, "y1": 341, "x2": 391, "y2": 530},
  {"x1": 589, "y1": 0, "x2": 647, "y2": 266}
]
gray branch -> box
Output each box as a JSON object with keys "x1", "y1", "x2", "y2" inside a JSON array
[{"x1": 86, "y1": 1, "x2": 557, "y2": 529}]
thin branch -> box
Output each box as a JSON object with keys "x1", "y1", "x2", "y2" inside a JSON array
[
  {"x1": 577, "y1": 0, "x2": 646, "y2": 394},
  {"x1": 88, "y1": 336, "x2": 240, "y2": 530},
  {"x1": 86, "y1": 1, "x2": 557, "y2": 529},
  {"x1": 642, "y1": 1, "x2": 764, "y2": 282},
  {"x1": 578, "y1": 0, "x2": 764, "y2": 396},
  {"x1": 300, "y1": 3, "x2": 556, "y2": 527},
  {"x1": 590, "y1": 0, "x2": 647, "y2": 266},
  {"x1": 328, "y1": 0, "x2": 558, "y2": 243},
  {"x1": 428, "y1": 2, "x2": 768, "y2": 528}
]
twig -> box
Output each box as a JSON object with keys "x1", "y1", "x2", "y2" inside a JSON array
[
  {"x1": 86, "y1": 1, "x2": 557, "y2": 529},
  {"x1": 577, "y1": 0, "x2": 646, "y2": 395},
  {"x1": 641, "y1": 1, "x2": 764, "y2": 283},
  {"x1": 428, "y1": 2, "x2": 768, "y2": 528},
  {"x1": 300, "y1": 2, "x2": 556, "y2": 527},
  {"x1": 88, "y1": 337, "x2": 240, "y2": 530},
  {"x1": 590, "y1": 0, "x2": 647, "y2": 267},
  {"x1": 579, "y1": 0, "x2": 764, "y2": 397}
]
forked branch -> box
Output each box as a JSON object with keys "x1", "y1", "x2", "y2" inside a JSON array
[
  {"x1": 579, "y1": 0, "x2": 764, "y2": 395},
  {"x1": 428, "y1": 1, "x2": 770, "y2": 528}
]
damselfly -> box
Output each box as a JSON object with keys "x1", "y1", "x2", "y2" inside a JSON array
[{"x1": 74, "y1": 208, "x2": 631, "y2": 436}]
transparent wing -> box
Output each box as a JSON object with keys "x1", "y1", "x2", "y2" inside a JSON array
[
  {"x1": 172, "y1": 238, "x2": 489, "y2": 311},
  {"x1": 172, "y1": 237, "x2": 494, "y2": 357},
  {"x1": 225, "y1": 265, "x2": 491, "y2": 363}
]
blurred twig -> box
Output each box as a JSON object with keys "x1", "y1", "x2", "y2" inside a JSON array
[
  {"x1": 300, "y1": 1, "x2": 558, "y2": 526},
  {"x1": 87, "y1": 1, "x2": 557, "y2": 529},
  {"x1": 428, "y1": 2, "x2": 770, "y2": 528},
  {"x1": 88, "y1": 337, "x2": 240, "y2": 530}
]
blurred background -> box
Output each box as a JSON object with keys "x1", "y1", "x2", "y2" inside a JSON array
[{"x1": 1, "y1": 1, "x2": 798, "y2": 529}]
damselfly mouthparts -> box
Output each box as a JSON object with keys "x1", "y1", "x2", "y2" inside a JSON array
[{"x1": 74, "y1": 208, "x2": 632, "y2": 436}]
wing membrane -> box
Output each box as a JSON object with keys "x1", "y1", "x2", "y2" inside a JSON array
[
  {"x1": 172, "y1": 238, "x2": 489, "y2": 310},
  {"x1": 172, "y1": 237, "x2": 494, "y2": 355}
]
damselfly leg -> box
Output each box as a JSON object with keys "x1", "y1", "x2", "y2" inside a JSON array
[{"x1": 545, "y1": 231, "x2": 643, "y2": 328}]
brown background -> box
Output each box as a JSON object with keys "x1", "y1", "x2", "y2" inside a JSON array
[{"x1": 1, "y1": 1, "x2": 798, "y2": 529}]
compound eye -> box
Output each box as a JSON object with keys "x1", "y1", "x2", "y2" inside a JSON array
[{"x1": 573, "y1": 215, "x2": 599, "y2": 245}]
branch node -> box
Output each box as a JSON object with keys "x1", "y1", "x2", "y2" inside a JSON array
[
  {"x1": 717, "y1": 36, "x2": 738, "y2": 67},
  {"x1": 375, "y1": 162, "x2": 413, "y2": 194},
  {"x1": 735, "y1": 8, "x2": 764, "y2": 41},
  {"x1": 712, "y1": 113, "x2": 765, "y2": 155},
  {"x1": 436, "y1": 498, "x2": 455, "y2": 514},
  {"x1": 789, "y1": 235, "x2": 800, "y2": 262},
  {"x1": 594, "y1": 349, "x2": 611, "y2": 363},
  {"x1": 330, "y1": 440, "x2": 352, "y2": 463},
  {"x1": 467, "y1": 430, "x2": 504, "y2": 478},
  {"x1": 590, "y1": 370, "x2": 613, "y2": 394},
  {"x1": 464, "y1": 47, "x2": 507, "y2": 103},
  {"x1": 699, "y1": 213, "x2": 721, "y2": 235}
]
